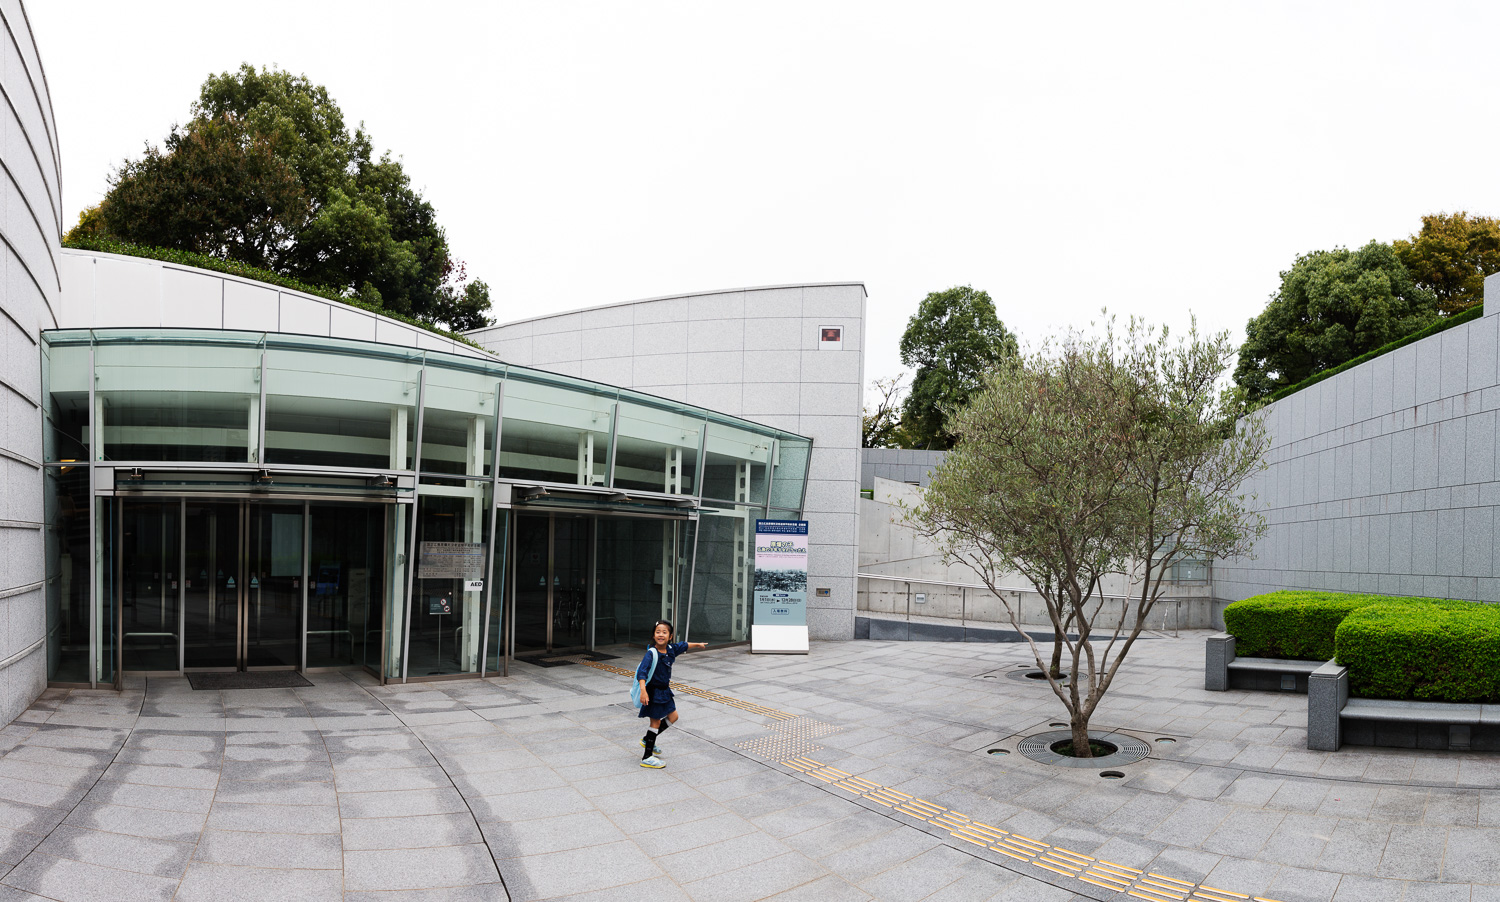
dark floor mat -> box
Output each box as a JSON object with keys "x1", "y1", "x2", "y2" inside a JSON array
[
  {"x1": 515, "y1": 651, "x2": 620, "y2": 668},
  {"x1": 185, "y1": 671, "x2": 313, "y2": 690}
]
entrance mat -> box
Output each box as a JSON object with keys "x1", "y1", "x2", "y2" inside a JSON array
[
  {"x1": 516, "y1": 651, "x2": 620, "y2": 668},
  {"x1": 186, "y1": 671, "x2": 313, "y2": 690}
]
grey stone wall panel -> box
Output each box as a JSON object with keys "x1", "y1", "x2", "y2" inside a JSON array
[
  {"x1": 0, "y1": 1, "x2": 57, "y2": 724},
  {"x1": 1222, "y1": 296, "x2": 1500, "y2": 608}
]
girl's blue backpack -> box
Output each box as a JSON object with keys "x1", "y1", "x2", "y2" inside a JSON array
[{"x1": 630, "y1": 648, "x2": 659, "y2": 708}]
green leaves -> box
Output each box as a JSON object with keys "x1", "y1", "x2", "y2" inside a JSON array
[
  {"x1": 910, "y1": 315, "x2": 1268, "y2": 735},
  {"x1": 897, "y1": 286, "x2": 1018, "y2": 449},
  {"x1": 1234, "y1": 241, "x2": 1436, "y2": 402},
  {"x1": 90, "y1": 64, "x2": 491, "y2": 332}
]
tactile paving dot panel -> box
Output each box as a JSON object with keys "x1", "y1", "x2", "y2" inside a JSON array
[
  {"x1": 772, "y1": 717, "x2": 843, "y2": 739},
  {"x1": 736, "y1": 734, "x2": 825, "y2": 761}
]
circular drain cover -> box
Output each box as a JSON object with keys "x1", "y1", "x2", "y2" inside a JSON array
[
  {"x1": 1005, "y1": 669, "x2": 1070, "y2": 686},
  {"x1": 1015, "y1": 730, "x2": 1151, "y2": 768}
]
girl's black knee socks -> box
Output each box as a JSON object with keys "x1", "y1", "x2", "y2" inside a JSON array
[
  {"x1": 658, "y1": 719, "x2": 670, "y2": 735},
  {"x1": 642, "y1": 728, "x2": 658, "y2": 758}
]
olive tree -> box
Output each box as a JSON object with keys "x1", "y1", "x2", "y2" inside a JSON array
[{"x1": 911, "y1": 318, "x2": 1268, "y2": 757}]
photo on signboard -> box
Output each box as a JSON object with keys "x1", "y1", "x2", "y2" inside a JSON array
[{"x1": 754, "y1": 567, "x2": 807, "y2": 593}]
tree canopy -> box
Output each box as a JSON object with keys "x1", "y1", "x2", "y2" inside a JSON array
[
  {"x1": 897, "y1": 286, "x2": 1018, "y2": 449},
  {"x1": 81, "y1": 64, "x2": 491, "y2": 332},
  {"x1": 1393, "y1": 211, "x2": 1500, "y2": 317},
  {"x1": 1233, "y1": 242, "x2": 1435, "y2": 402},
  {"x1": 913, "y1": 318, "x2": 1267, "y2": 756}
]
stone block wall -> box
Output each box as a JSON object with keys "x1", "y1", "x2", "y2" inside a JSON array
[
  {"x1": 1216, "y1": 273, "x2": 1500, "y2": 607},
  {"x1": 0, "y1": 2, "x2": 59, "y2": 724}
]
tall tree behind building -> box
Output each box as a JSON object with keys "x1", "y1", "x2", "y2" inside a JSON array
[
  {"x1": 1394, "y1": 211, "x2": 1500, "y2": 316},
  {"x1": 1233, "y1": 242, "x2": 1435, "y2": 402},
  {"x1": 83, "y1": 64, "x2": 491, "y2": 332},
  {"x1": 898, "y1": 286, "x2": 1018, "y2": 448}
]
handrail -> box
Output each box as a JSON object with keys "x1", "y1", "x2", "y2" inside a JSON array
[{"x1": 857, "y1": 571, "x2": 1131, "y2": 600}]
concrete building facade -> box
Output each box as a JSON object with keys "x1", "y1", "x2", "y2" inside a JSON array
[
  {"x1": 469, "y1": 283, "x2": 867, "y2": 641},
  {"x1": 0, "y1": 2, "x2": 60, "y2": 726}
]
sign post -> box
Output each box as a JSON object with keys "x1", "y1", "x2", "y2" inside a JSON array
[{"x1": 751, "y1": 519, "x2": 810, "y2": 654}]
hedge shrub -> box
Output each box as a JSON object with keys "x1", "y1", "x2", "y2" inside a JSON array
[
  {"x1": 1336, "y1": 600, "x2": 1500, "y2": 702},
  {"x1": 1221, "y1": 590, "x2": 1397, "y2": 661}
]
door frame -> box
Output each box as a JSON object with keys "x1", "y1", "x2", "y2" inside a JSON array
[
  {"x1": 507, "y1": 512, "x2": 593, "y2": 659},
  {"x1": 121, "y1": 498, "x2": 310, "y2": 675}
]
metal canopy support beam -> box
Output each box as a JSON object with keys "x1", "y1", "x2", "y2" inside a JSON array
[
  {"x1": 399, "y1": 364, "x2": 428, "y2": 683},
  {"x1": 479, "y1": 381, "x2": 503, "y2": 678}
]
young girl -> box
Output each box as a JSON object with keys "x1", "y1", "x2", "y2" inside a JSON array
[{"x1": 637, "y1": 620, "x2": 706, "y2": 768}]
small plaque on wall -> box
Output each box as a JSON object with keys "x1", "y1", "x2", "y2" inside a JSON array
[
  {"x1": 819, "y1": 326, "x2": 843, "y2": 350},
  {"x1": 815, "y1": 587, "x2": 831, "y2": 597}
]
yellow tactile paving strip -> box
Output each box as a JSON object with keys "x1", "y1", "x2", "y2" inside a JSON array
[
  {"x1": 582, "y1": 658, "x2": 1285, "y2": 902},
  {"x1": 583, "y1": 660, "x2": 795, "y2": 720}
]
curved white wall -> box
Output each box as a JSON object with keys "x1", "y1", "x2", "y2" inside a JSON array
[
  {"x1": 469, "y1": 282, "x2": 867, "y2": 639},
  {"x1": 0, "y1": 1, "x2": 61, "y2": 724},
  {"x1": 58, "y1": 249, "x2": 492, "y2": 359}
]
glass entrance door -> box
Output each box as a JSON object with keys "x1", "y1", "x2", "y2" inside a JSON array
[
  {"x1": 183, "y1": 501, "x2": 303, "y2": 670},
  {"x1": 512, "y1": 513, "x2": 591, "y2": 654}
]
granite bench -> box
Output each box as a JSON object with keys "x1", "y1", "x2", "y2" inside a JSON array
[
  {"x1": 1307, "y1": 662, "x2": 1500, "y2": 751},
  {"x1": 1204, "y1": 633, "x2": 1322, "y2": 693}
]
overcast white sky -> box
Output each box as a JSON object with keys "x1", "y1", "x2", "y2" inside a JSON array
[{"x1": 27, "y1": 1, "x2": 1500, "y2": 390}]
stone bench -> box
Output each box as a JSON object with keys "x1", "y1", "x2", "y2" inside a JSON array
[
  {"x1": 1204, "y1": 633, "x2": 1322, "y2": 693},
  {"x1": 1307, "y1": 663, "x2": 1500, "y2": 751}
]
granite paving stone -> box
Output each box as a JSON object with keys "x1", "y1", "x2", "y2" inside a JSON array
[{"x1": 6, "y1": 637, "x2": 1500, "y2": 900}]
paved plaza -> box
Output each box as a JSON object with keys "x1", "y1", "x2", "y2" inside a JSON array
[{"x1": 2, "y1": 632, "x2": 1500, "y2": 900}]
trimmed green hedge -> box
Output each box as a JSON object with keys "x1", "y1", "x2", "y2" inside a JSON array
[
  {"x1": 1336, "y1": 600, "x2": 1500, "y2": 702},
  {"x1": 62, "y1": 235, "x2": 488, "y2": 352},
  {"x1": 1264, "y1": 304, "x2": 1483, "y2": 405},
  {"x1": 1222, "y1": 590, "x2": 1394, "y2": 661}
]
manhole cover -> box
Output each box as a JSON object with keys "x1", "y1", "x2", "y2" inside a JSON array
[{"x1": 1015, "y1": 730, "x2": 1151, "y2": 768}]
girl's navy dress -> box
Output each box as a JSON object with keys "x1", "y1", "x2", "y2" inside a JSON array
[{"x1": 636, "y1": 641, "x2": 688, "y2": 719}]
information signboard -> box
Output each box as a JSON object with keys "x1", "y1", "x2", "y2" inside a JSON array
[
  {"x1": 752, "y1": 519, "x2": 809, "y2": 654},
  {"x1": 418, "y1": 542, "x2": 486, "y2": 580}
]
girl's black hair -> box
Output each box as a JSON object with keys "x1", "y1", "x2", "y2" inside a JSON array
[{"x1": 652, "y1": 619, "x2": 676, "y2": 640}]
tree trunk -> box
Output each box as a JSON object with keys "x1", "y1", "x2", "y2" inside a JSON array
[
  {"x1": 1070, "y1": 715, "x2": 1092, "y2": 758},
  {"x1": 1049, "y1": 625, "x2": 1065, "y2": 678}
]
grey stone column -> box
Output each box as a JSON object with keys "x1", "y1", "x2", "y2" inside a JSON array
[
  {"x1": 1204, "y1": 633, "x2": 1235, "y2": 691},
  {"x1": 1307, "y1": 660, "x2": 1348, "y2": 751}
]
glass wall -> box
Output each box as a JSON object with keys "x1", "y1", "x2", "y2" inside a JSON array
[
  {"x1": 407, "y1": 482, "x2": 491, "y2": 676},
  {"x1": 264, "y1": 341, "x2": 420, "y2": 470},
  {"x1": 500, "y1": 375, "x2": 614, "y2": 485},
  {"x1": 308, "y1": 504, "x2": 387, "y2": 669},
  {"x1": 94, "y1": 333, "x2": 262, "y2": 463},
  {"x1": 42, "y1": 328, "x2": 812, "y2": 683},
  {"x1": 44, "y1": 467, "x2": 90, "y2": 683}
]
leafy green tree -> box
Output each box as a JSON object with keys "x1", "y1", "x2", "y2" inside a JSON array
[
  {"x1": 97, "y1": 64, "x2": 490, "y2": 328},
  {"x1": 912, "y1": 318, "x2": 1267, "y2": 757},
  {"x1": 1393, "y1": 211, "x2": 1500, "y2": 316},
  {"x1": 1234, "y1": 242, "x2": 1435, "y2": 402},
  {"x1": 898, "y1": 286, "x2": 1018, "y2": 448}
]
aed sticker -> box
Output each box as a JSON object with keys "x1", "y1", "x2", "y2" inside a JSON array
[{"x1": 465, "y1": 580, "x2": 484, "y2": 592}]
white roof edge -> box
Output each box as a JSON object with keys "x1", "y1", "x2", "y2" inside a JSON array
[
  {"x1": 465, "y1": 280, "x2": 869, "y2": 336},
  {"x1": 61, "y1": 247, "x2": 494, "y2": 360}
]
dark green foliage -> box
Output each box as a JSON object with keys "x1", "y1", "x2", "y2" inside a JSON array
[
  {"x1": 94, "y1": 64, "x2": 491, "y2": 331},
  {"x1": 1234, "y1": 242, "x2": 1437, "y2": 402},
  {"x1": 64, "y1": 235, "x2": 486, "y2": 350},
  {"x1": 1221, "y1": 590, "x2": 1396, "y2": 660},
  {"x1": 1263, "y1": 303, "x2": 1482, "y2": 405},
  {"x1": 1226, "y1": 590, "x2": 1500, "y2": 702},
  {"x1": 1337, "y1": 600, "x2": 1500, "y2": 702},
  {"x1": 898, "y1": 286, "x2": 1018, "y2": 449}
]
